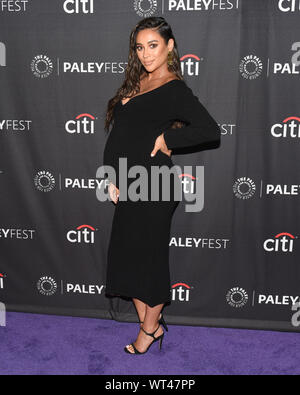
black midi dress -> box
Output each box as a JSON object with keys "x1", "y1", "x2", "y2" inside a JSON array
[{"x1": 103, "y1": 78, "x2": 221, "y2": 307}]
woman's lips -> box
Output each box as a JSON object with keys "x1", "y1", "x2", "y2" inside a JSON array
[{"x1": 144, "y1": 61, "x2": 154, "y2": 66}]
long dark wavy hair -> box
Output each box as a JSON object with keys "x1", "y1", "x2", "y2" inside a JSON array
[{"x1": 103, "y1": 16, "x2": 186, "y2": 134}]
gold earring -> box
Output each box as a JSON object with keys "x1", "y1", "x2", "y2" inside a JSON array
[{"x1": 167, "y1": 51, "x2": 174, "y2": 66}]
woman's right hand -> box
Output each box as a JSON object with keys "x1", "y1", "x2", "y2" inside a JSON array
[{"x1": 108, "y1": 182, "x2": 120, "y2": 204}]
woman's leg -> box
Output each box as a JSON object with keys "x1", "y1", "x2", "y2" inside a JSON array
[
  {"x1": 133, "y1": 297, "x2": 163, "y2": 325},
  {"x1": 125, "y1": 302, "x2": 164, "y2": 353},
  {"x1": 132, "y1": 297, "x2": 146, "y2": 323}
]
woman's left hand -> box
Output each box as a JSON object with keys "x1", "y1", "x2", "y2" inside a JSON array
[{"x1": 151, "y1": 133, "x2": 172, "y2": 157}]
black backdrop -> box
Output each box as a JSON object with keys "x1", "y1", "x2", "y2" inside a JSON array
[{"x1": 1, "y1": 0, "x2": 300, "y2": 332}]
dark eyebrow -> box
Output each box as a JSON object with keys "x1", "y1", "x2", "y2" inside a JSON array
[{"x1": 136, "y1": 40, "x2": 159, "y2": 46}]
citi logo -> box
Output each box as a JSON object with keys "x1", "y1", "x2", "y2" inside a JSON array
[
  {"x1": 0, "y1": 273, "x2": 5, "y2": 289},
  {"x1": 180, "y1": 54, "x2": 203, "y2": 77},
  {"x1": 65, "y1": 113, "x2": 96, "y2": 134},
  {"x1": 178, "y1": 167, "x2": 204, "y2": 213},
  {"x1": 0, "y1": 42, "x2": 6, "y2": 67},
  {"x1": 278, "y1": 0, "x2": 300, "y2": 12},
  {"x1": 179, "y1": 173, "x2": 197, "y2": 194},
  {"x1": 171, "y1": 283, "x2": 192, "y2": 302},
  {"x1": 271, "y1": 117, "x2": 300, "y2": 138},
  {"x1": 67, "y1": 225, "x2": 96, "y2": 244},
  {"x1": 263, "y1": 232, "x2": 297, "y2": 253},
  {"x1": 63, "y1": 0, "x2": 94, "y2": 14}
]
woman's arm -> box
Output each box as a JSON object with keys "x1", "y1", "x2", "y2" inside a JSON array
[{"x1": 163, "y1": 82, "x2": 221, "y2": 150}]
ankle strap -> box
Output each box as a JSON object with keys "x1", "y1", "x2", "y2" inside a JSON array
[{"x1": 141, "y1": 324, "x2": 160, "y2": 338}]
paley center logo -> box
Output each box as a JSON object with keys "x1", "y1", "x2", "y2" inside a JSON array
[
  {"x1": 233, "y1": 177, "x2": 256, "y2": 199},
  {"x1": 134, "y1": 0, "x2": 157, "y2": 18},
  {"x1": 65, "y1": 113, "x2": 97, "y2": 135},
  {"x1": 263, "y1": 232, "x2": 297, "y2": 253},
  {"x1": 34, "y1": 171, "x2": 56, "y2": 192},
  {"x1": 67, "y1": 224, "x2": 97, "y2": 244},
  {"x1": 171, "y1": 283, "x2": 193, "y2": 302},
  {"x1": 37, "y1": 276, "x2": 58, "y2": 296},
  {"x1": 278, "y1": 0, "x2": 300, "y2": 12},
  {"x1": 30, "y1": 55, "x2": 124, "y2": 76},
  {"x1": 31, "y1": 55, "x2": 53, "y2": 79},
  {"x1": 226, "y1": 287, "x2": 249, "y2": 308},
  {"x1": 239, "y1": 55, "x2": 263, "y2": 80},
  {"x1": 271, "y1": 116, "x2": 300, "y2": 139}
]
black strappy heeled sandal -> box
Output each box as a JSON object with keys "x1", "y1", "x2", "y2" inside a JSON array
[
  {"x1": 124, "y1": 323, "x2": 164, "y2": 354},
  {"x1": 139, "y1": 313, "x2": 168, "y2": 332}
]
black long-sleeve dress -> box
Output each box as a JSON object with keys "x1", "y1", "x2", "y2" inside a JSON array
[{"x1": 103, "y1": 78, "x2": 220, "y2": 307}]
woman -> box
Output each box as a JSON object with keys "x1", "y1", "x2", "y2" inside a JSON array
[{"x1": 103, "y1": 17, "x2": 221, "y2": 355}]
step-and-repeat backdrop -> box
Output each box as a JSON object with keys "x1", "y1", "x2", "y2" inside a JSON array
[{"x1": 1, "y1": 0, "x2": 299, "y2": 332}]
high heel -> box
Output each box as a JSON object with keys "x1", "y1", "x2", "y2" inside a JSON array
[
  {"x1": 139, "y1": 313, "x2": 168, "y2": 332},
  {"x1": 159, "y1": 314, "x2": 169, "y2": 332},
  {"x1": 124, "y1": 324, "x2": 164, "y2": 354}
]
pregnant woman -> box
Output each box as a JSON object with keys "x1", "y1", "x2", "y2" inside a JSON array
[{"x1": 103, "y1": 16, "x2": 221, "y2": 355}]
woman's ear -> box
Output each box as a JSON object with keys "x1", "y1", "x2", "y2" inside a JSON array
[{"x1": 168, "y1": 38, "x2": 175, "y2": 52}]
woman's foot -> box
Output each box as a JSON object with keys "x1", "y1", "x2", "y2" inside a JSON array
[{"x1": 125, "y1": 324, "x2": 164, "y2": 354}]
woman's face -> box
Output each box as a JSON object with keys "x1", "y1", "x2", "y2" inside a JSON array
[{"x1": 135, "y1": 29, "x2": 173, "y2": 72}]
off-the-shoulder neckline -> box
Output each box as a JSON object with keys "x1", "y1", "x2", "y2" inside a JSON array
[{"x1": 120, "y1": 78, "x2": 184, "y2": 107}]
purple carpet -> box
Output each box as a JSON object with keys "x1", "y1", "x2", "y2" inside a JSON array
[{"x1": 0, "y1": 312, "x2": 300, "y2": 375}]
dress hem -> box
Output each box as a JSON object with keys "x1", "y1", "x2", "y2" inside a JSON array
[{"x1": 105, "y1": 289, "x2": 171, "y2": 308}]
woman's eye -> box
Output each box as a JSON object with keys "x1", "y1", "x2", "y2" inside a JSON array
[{"x1": 136, "y1": 44, "x2": 157, "y2": 51}]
